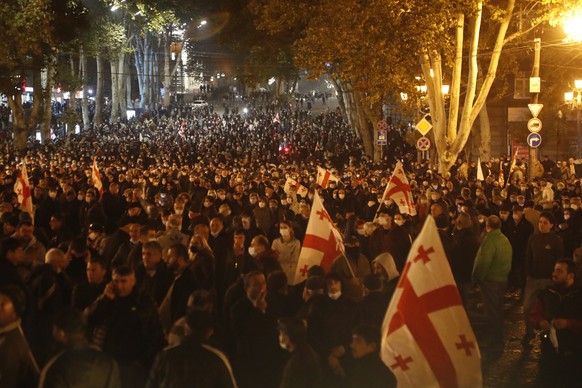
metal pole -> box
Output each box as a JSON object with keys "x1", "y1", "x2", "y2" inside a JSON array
[
  {"x1": 528, "y1": 38, "x2": 541, "y2": 181},
  {"x1": 577, "y1": 108, "x2": 582, "y2": 159}
]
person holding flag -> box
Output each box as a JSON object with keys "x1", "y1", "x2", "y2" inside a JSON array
[
  {"x1": 378, "y1": 161, "x2": 416, "y2": 218},
  {"x1": 13, "y1": 160, "x2": 33, "y2": 217},
  {"x1": 91, "y1": 159, "x2": 104, "y2": 197},
  {"x1": 292, "y1": 192, "x2": 343, "y2": 285}
]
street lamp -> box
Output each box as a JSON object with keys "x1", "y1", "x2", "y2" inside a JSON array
[{"x1": 564, "y1": 79, "x2": 582, "y2": 158}]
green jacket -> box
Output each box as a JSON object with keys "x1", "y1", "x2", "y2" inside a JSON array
[{"x1": 472, "y1": 229, "x2": 512, "y2": 283}]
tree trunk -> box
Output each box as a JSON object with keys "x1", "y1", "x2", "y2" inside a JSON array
[
  {"x1": 94, "y1": 52, "x2": 105, "y2": 126},
  {"x1": 163, "y1": 31, "x2": 172, "y2": 107},
  {"x1": 110, "y1": 59, "x2": 120, "y2": 122},
  {"x1": 80, "y1": 47, "x2": 90, "y2": 129},
  {"x1": 119, "y1": 52, "x2": 128, "y2": 119},
  {"x1": 478, "y1": 101, "x2": 491, "y2": 161},
  {"x1": 7, "y1": 95, "x2": 28, "y2": 150},
  {"x1": 40, "y1": 54, "x2": 56, "y2": 141}
]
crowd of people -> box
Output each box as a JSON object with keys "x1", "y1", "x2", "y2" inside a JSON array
[{"x1": 0, "y1": 99, "x2": 581, "y2": 388}]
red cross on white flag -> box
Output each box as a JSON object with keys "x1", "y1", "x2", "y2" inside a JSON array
[
  {"x1": 92, "y1": 159, "x2": 104, "y2": 196},
  {"x1": 316, "y1": 166, "x2": 339, "y2": 189},
  {"x1": 284, "y1": 177, "x2": 309, "y2": 198},
  {"x1": 13, "y1": 160, "x2": 33, "y2": 217},
  {"x1": 292, "y1": 192, "x2": 344, "y2": 284},
  {"x1": 381, "y1": 161, "x2": 417, "y2": 216},
  {"x1": 381, "y1": 215, "x2": 482, "y2": 387}
]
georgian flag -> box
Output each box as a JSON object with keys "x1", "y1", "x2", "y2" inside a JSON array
[
  {"x1": 14, "y1": 160, "x2": 33, "y2": 216},
  {"x1": 381, "y1": 161, "x2": 417, "y2": 216},
  {"x1": 91, "y1": 159, "x2": 104, "y2": 196},
  {"x1": 316, "y1": 166, "x2": 339, "y2": 189},
  {"x1": 292, "y1": 192, "x2": 343, "y2": 284},
  {"x1": 284, "y1": 177, "x2": 309, "y2": 198},
  {"x1": 381, "y1": 216, "x2": 482, "y2": 387}
]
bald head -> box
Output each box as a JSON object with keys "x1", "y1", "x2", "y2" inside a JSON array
[{"x1": 45, "y1": 248, "x2": 68, "y2": 272}]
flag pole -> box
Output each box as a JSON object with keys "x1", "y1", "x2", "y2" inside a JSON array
[{"x1": 342, "y1": 253, "x2": 357, "y2": 279}]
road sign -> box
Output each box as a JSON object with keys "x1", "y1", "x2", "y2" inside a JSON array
[
  {"x1": 415, "y1": 117, "x2": 432, "y2": 136},
  {"x1": 527, "y1": 133, "x2": 542, "y2": 148},
  {"x1": 527, "y1": 117, "x2": 542, "y2": 133},
  {"x1": 529, "y1": 77, "x2": 541, "y2": 93},
  {"x1": 416, "y1": 136, "x2": 431, "y2": 151},
  {"x1": 377, "y1": 120, "x2": 388, "y2": 131},
  {"x1": 377, "y1": 130, "x2": 387, "y2": 145},
  {"x1": 528, "y1": 103, "x2": 543, "y2": 118}
]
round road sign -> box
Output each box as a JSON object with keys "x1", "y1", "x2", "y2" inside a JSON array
[
  {"x1": 377, "y1": 120, "x2": 388, "y2": 130},
  {"x1": 416, "y1": 136, "x2": 431, "y2": 151},
  {"x1": 527, "y1": 133, "x2": 542, "y2": 148},
  {"x1": 527, "y1": 117, "x2": 542, "y2": 133}
]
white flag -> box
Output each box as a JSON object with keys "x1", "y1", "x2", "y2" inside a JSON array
[
  {"x1": 316, "y1": 166, "x2": 339, "y2": 189},
  {"x1": 292, "y1": 192, "x2": 343, "y2": 284},
  {"x1": 14, "y1": 160, "x2": 33, "y2": 216},
  {"x1": 381, "y1": 161, "x2": 417, "y2": 216},
  {"x1": 381, "y1": 216, "x2": 482, "y2": 387},
  {"x1": 284, "y1": 177, "x2": 309, "y2": 198}
]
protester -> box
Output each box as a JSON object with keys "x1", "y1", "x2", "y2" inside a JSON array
[{"x1": 0, "y1": 97, "x2": 580, "y2": 386}]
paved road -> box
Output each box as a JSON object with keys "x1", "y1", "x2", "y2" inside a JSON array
[{"x1": 470, "y1": 289, "x2": 543, "y2": 387}]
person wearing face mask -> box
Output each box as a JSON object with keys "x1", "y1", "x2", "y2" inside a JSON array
[
  {"x1": 556, "y1": 209, "x2": 579, "y2": 260},
  {"x1": 248, "y1": 235, "x2": 282, "y2": 278},
  {"x1": 87, "y1": 223, "x2": 107, "y2": 256},
  {"x1": 272, "y1": 221, "x2": 301, "y2": 283},
  {"x1": 506, "y1": 205, "x2": 534, "y2": 295},
  {"x1": 307, "y1": 272, "x2": 357, "y2": 383},
  {"x1": 369, "y1": 212, "x2": 394, "y2": 264},
  {"x1": 34, "y1": 186, "x2": 62, "y2": 232},
  {"x1": 157, "y1": 215, "x2": 189, "y2": 261},
  {"x1": 79, "y1": 189, "x2": 107, "y2": 236},
  {"x1": 208, "y1": 217, "x2": 231, "y2": 308},
  {"x1": 277, "y1": 317, "x2": 323, "y2": 388},
  {"x1": 188, "y1": 234, "x2": 215, "y2": 293},
  {"x1": 329, "y1": 236, "x2": 371, "y2": 302},
  {"x1": 253, "y1": 196, "x2": 273, "y2": 236}
]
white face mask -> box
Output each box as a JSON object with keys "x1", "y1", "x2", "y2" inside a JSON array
[
  {"x1": 571, "y1": 204, "x2": 578, "y2": 210},
  {"x1": 280, "y1": 228, "x2": 290, "y2": 238},
  {"x1": 49, "y1": 192, "x2": 57, "y2": 199},
  {"x1": 280, "y1": 199, "x2": 287, "y2": 206},
  {"x1": 500, "y1": 214, "x2": 509, "y2": 221},
  {"x1": 250, "y1": 198, "x2": 257, "y2": 205},
  {"x1": 88, "y1": 232, "x2": 98, "y2": 240},
  {"x1": 377, "y1": 217, "x2": 388, "y2": 226},
  {"x1": 175, "y1": 209, "x2": 183, "y2": 215},
  {"x1": 85, "y1": 197, "x2": 92, "y2": 204},
  {"x1": 219, "y1": 194, "x2": 226, "y2": 201},
  {"x1": 564, "y1": 215, "x2": 571, "y2": 220},
  {"x1": 328, "y1": 291, "x2": 342, "y2": 300},
  {"x1": 203, "y1": 202, "x2": 212, "y2": 208},
  {"x1": 248, "y1": 246, "x2": 258, "y2": 257},
  {"x1": 367, "y1": 201, "x2": 375, "y2": 207},
  {"x1": 279, "y1": 334, "x2": 289, "y2": 351},
  {"x1": 77, "y1": 195, "x2": 84, "y2": 201},
  {"x1": 356, "y1": 228, "x2": 365, "y2": 236},
  {"x1": 338, "y1": 194, "x2": 345, "y2": 199},
  {"x1": 395, "y1": 220, "x2": 405, "y2": 226},
  {"x1": 259, "y1": 202, "x2": 266, "y2": 208},
  {"x1": 211, "y1": 231, "x2": 220, "y2": 238},
  {"x1": 431, "y1": 195, "x2": 438, "y2": 201}
]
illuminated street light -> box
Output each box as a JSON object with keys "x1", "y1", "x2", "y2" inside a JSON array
[{"x1": 563, "y1": 11, "x2": 582, "y2": 42}]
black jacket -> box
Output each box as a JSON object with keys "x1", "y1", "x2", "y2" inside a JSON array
[
  {"x1": 39, "y1": 340, "x2": 121, "y2": 388},
  {"x1": 146, "y1": 339, "x2": 236, "y2": 388}
]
